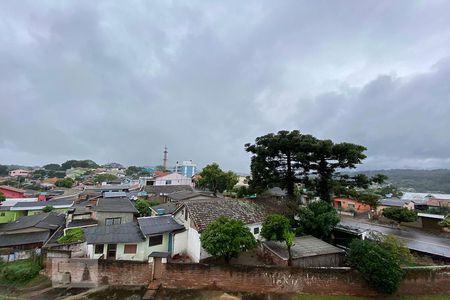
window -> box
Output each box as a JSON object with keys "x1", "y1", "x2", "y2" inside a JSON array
[
  {"x1": 165, "y1": 180, "x2": 172, "y2": 185},
  {"x1": 148, "y1": 235, "x2": 163, "y2": 246},
  {"x1": 95, "y1": 244, "x2": 104, "y2": 254},
  {"x1": 105, "y1": 217, "x2": 121, "y2": 226},
  {"x1": 124, "y1": 244, "x2": 137, "y2": 254},
  {"x1": 348, "y1": 203, "x2": 355, "y2": 209},
  {"x1": 253, "y1": 227, "x2": 260, "y2": 234},
  {"x1": 337, "y1": 201, "x2": 342, "y2": 208}
]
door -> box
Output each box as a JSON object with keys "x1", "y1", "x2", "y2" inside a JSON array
[{"x1": 106, "y1": 244, "x2": 117, "y2": 260}]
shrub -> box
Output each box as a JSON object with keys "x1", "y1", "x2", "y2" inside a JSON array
[
  {"x1": 297, "y1": 201, "x2": 339, "y2": 238},
  {"x1": 348, "y1": 239, "x2": 404, "y2": 294},
  {"x1": 42, "y1": 205, "x2": 54, "y2": 212},
  {"x1": 55, "y1": 177, "x2": 75, "y2": 188},
  {"x1": 0, "y1": 260, "x2": 42, "y2": 283},
  {"x1": 439, "y1": 215, "x2": 450, "y2": 228},
  {"x1": 382, "y1": 207, "x2": 417, "y2": 224},
  {"x1": 58, "y1": 228, "x2": 84, "y2": 244}
]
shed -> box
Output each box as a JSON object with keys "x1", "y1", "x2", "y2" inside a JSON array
[{"x1": 262, "y1": 235, "x2": 345, "y2": 267}]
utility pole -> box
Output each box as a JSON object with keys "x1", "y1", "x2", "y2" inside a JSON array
[{"x1": 163, "y1": 145, "x2": 168, "y2": 171}]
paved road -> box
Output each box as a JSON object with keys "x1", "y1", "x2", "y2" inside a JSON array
[{"x1": 339, "y1": 218, "x2": 450, "y2": 258}]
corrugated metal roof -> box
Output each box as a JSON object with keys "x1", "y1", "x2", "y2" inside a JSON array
[
  {"x1": 138, "y1": 216, "x2": 185, "y2": 236},
  {"x1": 84, "y1": 222, "x2": 145, "y2": 244},
  {"x1": 0, "y1": 231, "x2": 50, "y2": 247}
]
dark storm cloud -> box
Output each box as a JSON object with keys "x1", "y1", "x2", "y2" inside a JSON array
[{"x1": 0, "y1": 0, "x2": 449, "y2": 171}]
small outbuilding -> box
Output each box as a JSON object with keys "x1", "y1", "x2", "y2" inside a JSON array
[{"x1": 262, "y1": 235, "x2": 345, "y2": 267}]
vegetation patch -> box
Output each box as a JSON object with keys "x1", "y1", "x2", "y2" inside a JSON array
[
  {"x1": 58, "y1": 228, "x2": 85, "y2": 244},
  {"x1": 0, "y1": 259, "x2": 42, "y2": 284}
]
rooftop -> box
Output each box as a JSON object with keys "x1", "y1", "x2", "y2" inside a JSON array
[
  {"x1": 10, "y1": 198, "x2": 74, "y2": 210},
  {"x1": 84, "y1": 222, "x2": 145, "y2": 244},
  {"x1": 144, "y1": 185, "x2": 193, "y2": 195},
  {"x1": 0, "y1": 212, "x2": 65, "y2": 232},
  {"x1": 93, "y1": 197, "x2": 138, "y2": 213},
  {"x1": 166, "y1": 190, "x2": 215, "y2": 201},
  {"x1": 0, "y1": 231, "x2": 50, "y2": 247},
  {"x1": 264, "y1": 235, "x2": 345, "y2": 260},
  {"x1": 138, "y1": 215, "x2": 185, "y2": 236},
  {"x1": 151, "y1": 202, "x2": 179, "y2": 215},
  {"x1": 179, "y1": 197, "x2": 266, "y2": 231},
  {"x1": 0, "y1": 185, "x2": 26, "y2": 193},
  {"x1": 379, "y1": 198, "x2": 411, "y2": 207}
]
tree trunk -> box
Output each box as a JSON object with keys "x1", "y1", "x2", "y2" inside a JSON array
[
  {"x1": 286, "y1": 152, "x2": 295, "y2": 199},
  {"x1": 287, "y1": 245, "x2": 293, "y2": 266}
]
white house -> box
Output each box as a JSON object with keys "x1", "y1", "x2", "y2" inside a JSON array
[
  {"x1": 8, "y1": 169, "x2": 32, "y2": 177},
  {"x1": 173, "y1": 197, "x2": 265, "y2": 262},
  {"x1": 146, "y1": 173, "x2": 193, "y2": 187},
  {"x1": 84, "y1": 215, "x2": 186, "y2": 261}
]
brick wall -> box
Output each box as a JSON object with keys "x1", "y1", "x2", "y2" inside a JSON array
[
  {"x1": 44, "y1": 257, "x2": 450, "y2": 296},
  {"x1": 160, "y1": 263, "x2": 450, "y2": 296},
  {"x1": 45, "y1": 258, "x2": 152, "y2": 287}
]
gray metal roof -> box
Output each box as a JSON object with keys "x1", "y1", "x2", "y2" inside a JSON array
[
  {"x1": 166, "y1": 190, "x2": 215, "y2": 201},
  {"x1": 11, "y1": 198, "x2": 74, "y2": 210},
  {"x1": 138, "y1": 216, "x2": 185, "y2": 236},
  {"x1": 144, "y1": 185, "x2": 193, "y2": 195},
  {"x1": 93, "y1": 198, "x2": 138, "y2": 213},
  {"x1": 264, "y1": 235, "x2": 345, "y2": 260},
  {"x1": 84, "y1": 222, "x2": 145, "y2": 244},
  {"x1": 0, "y1": 212, "x2": 65, "y2": 232},
  {"x1": 379, "y1": 198, "x2": 411, "y2": 207},
  {"x1": 0, "y1": 231, "x2": 50, "y2": 247},
  {"x1": 151, "y1": 202, "x2": 179, "y2": 215},
  {"x1": 83, "y1": 185, "x2": 131, "y2": 192}
]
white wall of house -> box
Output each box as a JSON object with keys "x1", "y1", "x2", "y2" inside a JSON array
[
  {"x1": 154, "y1": 173, "x2": 193, "y2": 186},
  {"x1": 173, "y1": 230, "x2": 188, "y2": 256},
  {"x1": 187, "y1": 227, "x2": 202, "y2": 262},
  {"x1": 246, "y1": 223, "x2": 262, "y2": 240}
]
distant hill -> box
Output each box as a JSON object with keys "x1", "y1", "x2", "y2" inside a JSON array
[{"x1": 351, "y1": 169, "x2": 450, "y2": 193}]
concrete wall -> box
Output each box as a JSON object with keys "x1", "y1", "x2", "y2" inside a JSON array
[
  {"x1": 95, "y1": 211, "x2": 134, "y2": 226},
  {"x1": 0, "y1": 210, "x2": 26, "y2": 224},
  {"x1": 173, "y1": 230, "x2": 188, "y2": 256}
]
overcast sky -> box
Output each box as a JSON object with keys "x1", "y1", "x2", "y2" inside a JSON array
[{"x1": 1, "y1": 1, "x2": 449, "y2": 172}]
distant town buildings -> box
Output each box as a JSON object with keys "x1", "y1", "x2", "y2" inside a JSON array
[
  {"x1": 174, "y1": 160, "x2": 197, "y2": 178},
  {"x1": 8, "y1": 169, "x2": 31, "y2": 177}
]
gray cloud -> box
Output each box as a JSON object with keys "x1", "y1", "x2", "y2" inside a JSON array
[{"x1": 0, "y1": 0, "x2": 449, "y2": 172}]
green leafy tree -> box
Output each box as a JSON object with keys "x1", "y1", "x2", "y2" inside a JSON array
[
  {"x1": 372, "y1": 174, "x2": 388, "y2": 185},
  {"x1": 42, "y1": 205, "x2": 54, "y2": 212},
  {"x1": 382, "y1": 207, "x2": 418, "y2": 225},
  {"x1": 61, "y1": 159, "x2": 98, "y2": 170},
  {"x1": 155, "y1": 165, "x2": 167, "y2": 172},
  {"x1": 358, "y1": 192, "x2": 381, "y2": 209},
  {"x1": 43, "y1": 163, "x2": 61, "y2": 171},
  {"x1": 55, "y1": 177, "x2": 75, "y2": 188},
  {"x1": 297, "y1": 201, "x2": 339, "y2": 239},
  {"x1": 261, "y1": 214, "x2": 295, "y2": 266},
  {"x1": 135, "y1": 199, "x2": 152, "y2": 217},
  {"x1": 200, "y1": 216, "x2": 256, "y2": 263},
  {"x1": 439, "y1": 215, "x2": 450, "y2": 228},
  {"x1": 0, "y1": 192, "x2": 5, "y2": 202},
  {"x1": 197, "y1": 163, "x2": 238, "y2": 195},
  {"x1": 126, "y1": 166, "x2": 145, "y2": 176},
  {"x1": 93, "y1": 173, "x2": 118, "y2": 183},
  {"x1": 245, "y1": 130, "x2": 366, "y2": 201},
  {"x1": 348, "y1": 239, "x2": 404, "y2": 294},
  {"x1": 0, "y1": 165, "x2": 8, "y2": 176}
]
